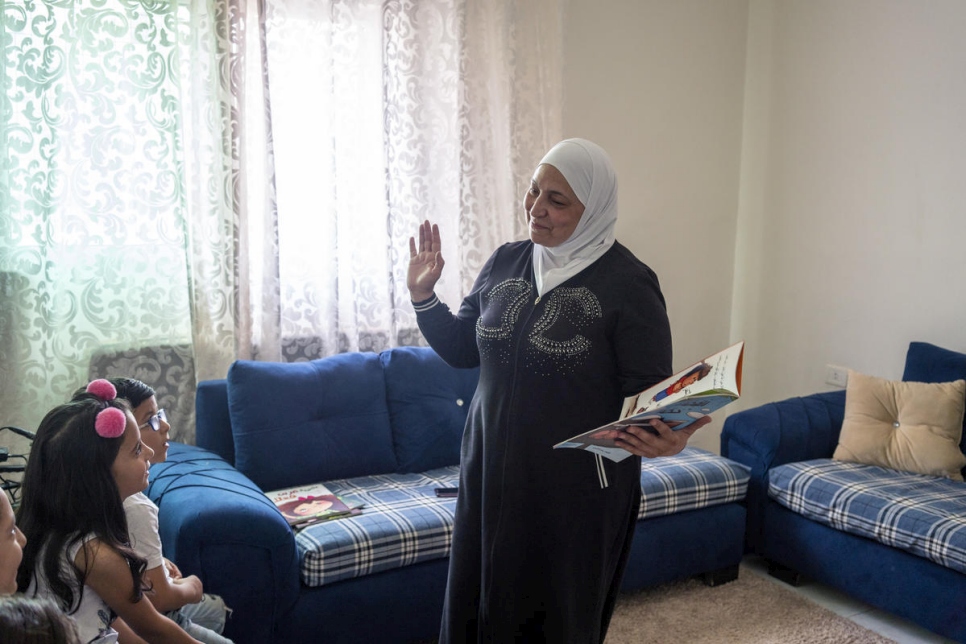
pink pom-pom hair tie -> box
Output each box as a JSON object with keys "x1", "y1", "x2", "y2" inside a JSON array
[
  {"x1": 86, "y1": 379, "x2": 117, "y2": 401},
  {"x1": 86, "y1": 379, "x2": 125, "y2": 438},
  {"x1": 95, "y1": 407, "x2": 127, "y2": 439}
]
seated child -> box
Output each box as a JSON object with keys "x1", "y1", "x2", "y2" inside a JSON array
[
  {"x1": 0, "y1": 595, "x2": 81, "y2": 644},
  {"x1": 17, "y1": 380, "x2": 201, "y2": 643},
  {"x1": 109, "y1": 378, "x2": 233, "y2": 644},
  {"x1": 0, "y1": 490, "x2": 26, "y2": 595},
  {"x1": 2, "y1": 493, "x2": 83, "y2": 643}
]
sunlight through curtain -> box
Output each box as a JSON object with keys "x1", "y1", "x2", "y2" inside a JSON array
[
  {"x1": 235, "y1": 0, "x2": 562, "y2": 360},
  {"x1": 0, "y1": 0, "x2": 562, "y2": 443},
  {"x1": 0, "y1": 0, "x2": 234, "y2": 445}
]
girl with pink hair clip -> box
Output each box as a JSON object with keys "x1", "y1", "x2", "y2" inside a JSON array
[
  {"x1": 16, "y1": 379, "x2": 201, "y2": 643},
  {"x1": 109, "y1": 377, "x2": 232, "y2": 644}
]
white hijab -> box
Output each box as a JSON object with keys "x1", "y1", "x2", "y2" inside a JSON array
[{"x1": 531, "y1": 138, "x2": 618, "y2": 296}]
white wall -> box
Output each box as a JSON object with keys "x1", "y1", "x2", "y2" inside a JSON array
[
  {"x1": 563, "y1": 0, "x2": 966, "y2": 452},
  {"x1": 562, "y1": 0, "x2": 750, "y2": 452},
  {"x1": 734, "y1": 0, "x2": 966, "y2": 412}
]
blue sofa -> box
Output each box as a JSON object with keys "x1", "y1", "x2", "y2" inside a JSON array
[
  {"x1": 147, "y1": 346, "x2": 751, "y2": 644},
  {"x1": 721, "y1": 341, "x2": 966, "y2": 643}
]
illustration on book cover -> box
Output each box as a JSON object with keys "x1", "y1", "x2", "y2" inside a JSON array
[
  {"x1": 555, "y1": 340, "x2": 744, "y2": 462},
  {"x1": 266, "y1": 482, "x2": 362, "y2": 527}
]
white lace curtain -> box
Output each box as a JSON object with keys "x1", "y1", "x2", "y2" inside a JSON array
[{"x1": 0, "y1": 0, "x2": 561, "y2": 443}]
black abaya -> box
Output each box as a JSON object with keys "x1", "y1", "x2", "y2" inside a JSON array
[{"x1": 416, "y1": 240, "x2": 672, "y2": 644}]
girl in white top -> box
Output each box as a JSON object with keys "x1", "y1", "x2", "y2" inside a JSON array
[
  {"x1": 17, "y1": 379, "x2": 201, "y2": 643},
  {"x1": 111, "y1": 378, "x2": 232, "y2": 644}
]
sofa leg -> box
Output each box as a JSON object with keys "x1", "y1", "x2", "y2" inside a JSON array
[
  {"x1": 766, "y1": 560, "x2": 804, "y2": 587},
  {"x1": 702, "y1": 564, "x2": 739, "y2": 587}
]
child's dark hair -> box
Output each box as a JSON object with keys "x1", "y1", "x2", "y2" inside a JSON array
[
  {"x1": 16, "y1": 393, "x2": 148, "y2": 613},
  {"x1": 0, "y1": 595, "x2": 81, "y2": 644},
  {"x1": 107, "y1": 377, "x2": 156, "y2": 410}
]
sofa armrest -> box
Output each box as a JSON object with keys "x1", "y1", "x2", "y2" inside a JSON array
[
  {"x1": 146, "y1": 443, "x2": 299, "y2": 643},
  {"x1": 721, "y1": 390, "x2": 846, "y2": 473},
  {"x1": 195, "y1": 379, "x2": 234, "y2": 465},
  {"x1": 720, "y1": 390, "x2": 845, "y2": 553}
]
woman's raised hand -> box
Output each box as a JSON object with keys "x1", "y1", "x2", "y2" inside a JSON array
[{"x1": 408, "y1": 220, "x2": 445, "y2": 302}]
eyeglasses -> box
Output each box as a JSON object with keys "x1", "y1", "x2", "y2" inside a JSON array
[{"x1": 139, "y1": 409, "x2": 167, "y2": 432}]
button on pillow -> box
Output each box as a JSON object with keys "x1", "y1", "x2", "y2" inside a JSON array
[{"x1": 833, "y1": 371, "x2": 966, "y2": 481}]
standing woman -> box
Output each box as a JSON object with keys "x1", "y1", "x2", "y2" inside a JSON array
[{"x1": 408, "y1": 138, "x2": 709, "y2": 643}]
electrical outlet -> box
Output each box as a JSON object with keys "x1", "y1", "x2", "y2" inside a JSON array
[{"x1": 825, "y1": 364, "x2": 849, "y2": 388}]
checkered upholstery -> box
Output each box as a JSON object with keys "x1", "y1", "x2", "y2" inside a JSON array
[
  {"x1": 768, "y1": 459, "x2": 966, "y2": 574},
  {"x1": 296, "y1": 466, "x2": 460, "y2": 587},
  {"x1": 638, "y1": 447, "x2": 750, "y2": 520},
  {"x1": 295, "y1": 447, "x2": 750, "y2": 587}
]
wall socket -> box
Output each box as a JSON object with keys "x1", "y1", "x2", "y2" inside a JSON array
[{"x1": 825, "y1": 364, "x2": 849, "y2": 388}]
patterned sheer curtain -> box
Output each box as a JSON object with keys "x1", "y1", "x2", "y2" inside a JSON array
[
  {"x1": 235, "y1": 0, "x2": 562, "y2": 360},
  {"x1": 0, "y1": 0, "x2": 561, "y2": 445},
  {"x1": 0, "y1": 0, "x2": 234, "y2": 448}
]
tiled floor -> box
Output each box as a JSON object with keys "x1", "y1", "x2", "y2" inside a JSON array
[{"x1": 742, "y1": 556, "x2": 958, "y2": 644}]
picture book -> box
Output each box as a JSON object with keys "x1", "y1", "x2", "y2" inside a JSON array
[
  {"x1": 554, "y1": 340, "x2": 744, "y2": 463},
  {"x1": 266, "y1": 481, "x2": 362, "y2": 528}
]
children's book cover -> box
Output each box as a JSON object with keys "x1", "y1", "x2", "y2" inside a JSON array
[
  {"x1": 554, "y1": 341, "x2": 744, "y2": 462},
  {"x1": 266, "y1": 482, "x2": 361, "y2": 527}
]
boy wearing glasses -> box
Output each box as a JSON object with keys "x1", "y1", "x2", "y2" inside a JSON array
[{"x1": 110, "y1": 378, "x2": 234, "y2": 644}]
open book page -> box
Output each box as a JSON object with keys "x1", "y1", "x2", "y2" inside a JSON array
[{"x1": 554, "y1": 341, "x2": 744, "y2": 463}]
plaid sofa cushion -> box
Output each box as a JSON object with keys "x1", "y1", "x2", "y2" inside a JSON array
[
  {"x1": 638, "y1": 447, "x2": 750, "y2": 520},
  {"x1": 296, "y1": 466, "x2": 461, "y2": 588},
  {"x1": 296, "y1": 447, "x2": 750, "y2": 587},
  {"x1": 768, "y1": 459, "x2": 966, "y2": 575}
]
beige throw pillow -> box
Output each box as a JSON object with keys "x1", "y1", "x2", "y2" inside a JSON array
[{"x1": 833, "y1": 371, "x2": 966, "y2": 481}]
